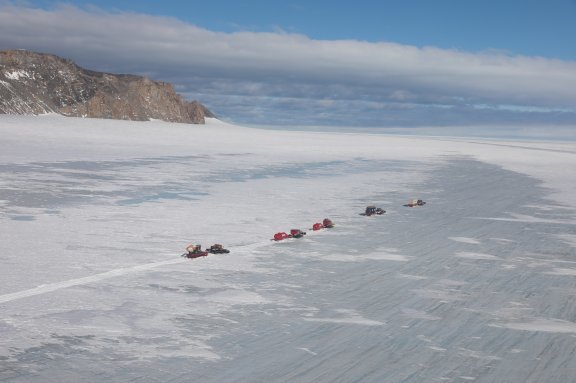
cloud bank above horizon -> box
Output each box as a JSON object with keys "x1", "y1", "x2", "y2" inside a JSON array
[{"x1": 1, "y1": 3, "x2": 575, "y2": 128}]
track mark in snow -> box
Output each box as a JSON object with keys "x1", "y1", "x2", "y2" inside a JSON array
[{"x1": 0, "y1": 258, "x2": 186, "y2": 304}]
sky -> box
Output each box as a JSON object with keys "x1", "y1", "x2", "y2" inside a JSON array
[{"x1": 1, "y1": 0, "x2": 576, "y2": 128}]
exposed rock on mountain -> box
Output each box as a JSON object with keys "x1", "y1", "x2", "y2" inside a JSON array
[{"x1": 0, "y1": 50, "x2": 213, "y2": 124}]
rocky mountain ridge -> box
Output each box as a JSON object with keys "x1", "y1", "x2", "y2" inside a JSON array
[{"x1": 0, "y1": 50, "x2": 213, "y2": 124}]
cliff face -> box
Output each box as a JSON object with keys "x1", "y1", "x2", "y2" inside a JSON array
[{"x1": 0, "y1": 50, "x2": 213, "y2": 124}]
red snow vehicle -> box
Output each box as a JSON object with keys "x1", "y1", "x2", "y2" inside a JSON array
[
  {"x1": 311, "y1": 219, "x2": 334, "y2": 231},
  {"x1": 290, "y1": 229, "x2": 306, "y2": 238},
  {"x1": 272, "y1": 232, "x2": 291, "y2": 241},
  {"x1": 185, "y1": 251, "x2": 209, "y2": 259},
  {"x1": 183, "y1": 244, "x2": 209, "y2": 259},
  {"x1": 312, "y1": 222, "x2": 324, "y2": 231},
  {"x1": 322, "y1": 218, "x2": 334, "y2": 228}
]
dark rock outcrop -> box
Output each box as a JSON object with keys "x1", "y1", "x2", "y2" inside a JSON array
[{"x1": 0, "y1": 50, "x2": 214, "y2": 124}]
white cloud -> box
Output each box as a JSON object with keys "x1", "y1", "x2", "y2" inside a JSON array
[{"x1": 1, "y1": 3, "x2": 575, "y2": 126}]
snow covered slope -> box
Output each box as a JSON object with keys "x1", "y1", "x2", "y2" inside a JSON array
[{"x1": 0, "y1": 115, "x2": 575, "y2": 382}]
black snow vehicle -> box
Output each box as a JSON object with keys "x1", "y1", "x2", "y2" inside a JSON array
[
  {"x1": 361, "y1": 206, "x2": 386, "y2": 216},
  {"x1": 206, "y1": 244, "x2": 230, "y2": 254}
]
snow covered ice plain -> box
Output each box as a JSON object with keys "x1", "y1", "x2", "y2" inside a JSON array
[{"x1": 1, "y1": 115, "x2": 576, "y2": 383}]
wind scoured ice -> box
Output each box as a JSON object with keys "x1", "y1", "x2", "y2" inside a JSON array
[{"x1": 0, "y1": 115, "x2": 575, "y2": 382}]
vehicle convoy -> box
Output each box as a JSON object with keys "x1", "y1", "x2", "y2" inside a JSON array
[
  {"x1": 404, "y1": 199, "x2": 426, "y2": 207},
  {"x1": 181, "y1": 197, "x2": 429, "y2": 258},
  {"x1": 206, "y1": 244, "x2": 230, "y2": 254},
  {"x1": 180, "y1": 196, "x2": 429, "y2": 260},
  {"x1": 183, "y1": 244, "x2": 209, "y2": 259},
  {"x1": 361, "y1": 206, "x2": 386, "y2": 216}
]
